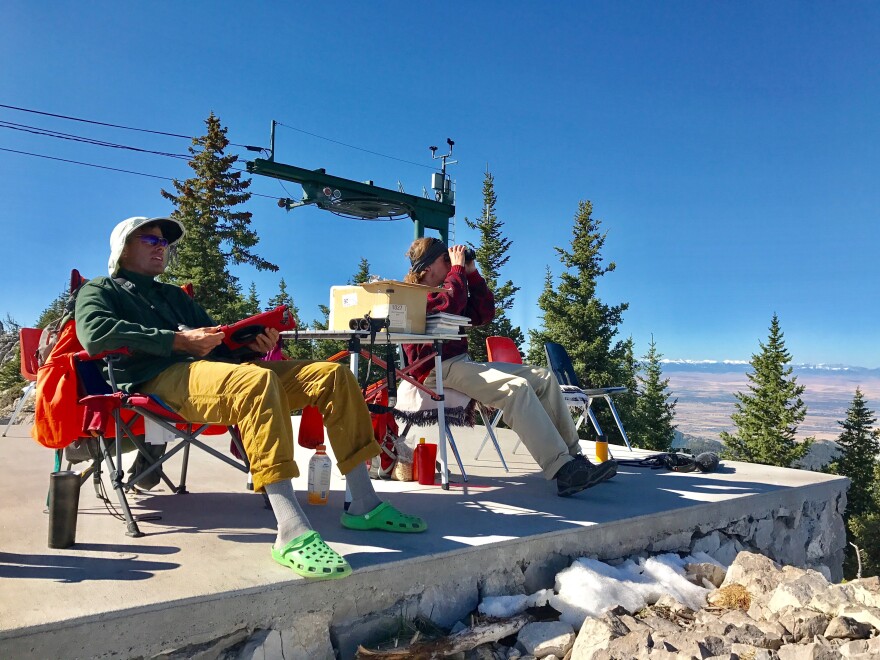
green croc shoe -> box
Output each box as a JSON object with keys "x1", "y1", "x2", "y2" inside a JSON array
[
  {"x1": 341, "y1": 501, "x2": 427, "y2": 533},
  {"x1": 270, "y1": 530, "x2": 352, "y2": 579}
]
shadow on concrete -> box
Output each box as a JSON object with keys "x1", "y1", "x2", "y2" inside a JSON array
[
  {"x1": 313, "y1": 467, "x2": 789, "y2": 569},
  {"x1": 0, "y1": 550, "x2": 180, "y2": 583}
]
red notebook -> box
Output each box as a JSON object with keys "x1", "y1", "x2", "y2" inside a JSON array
[{"x1": 220, "y1": 305, "x2": 297, "y2": 351}]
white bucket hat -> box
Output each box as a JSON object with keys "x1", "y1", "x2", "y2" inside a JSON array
[{"x1": 108, "y1": 216, "x2": 185, "y2": 276}]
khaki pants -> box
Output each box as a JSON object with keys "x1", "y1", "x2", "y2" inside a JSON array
[
  {"x1": 140, "y1": 360, "x2": 379, "y2": 492},
  {"x1": 427, "y1": 354, "x2": 580, "y2": 479}
]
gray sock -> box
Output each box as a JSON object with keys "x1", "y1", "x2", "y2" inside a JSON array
[
  {"x1": 264, "y1": 479, "x2": 311, "y2": 549},
  {"x1": 345, "y1": 463, "x2": 382, "y2": 516}
]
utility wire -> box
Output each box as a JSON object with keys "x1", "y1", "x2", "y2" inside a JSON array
[
  {"x1": 0, "y1": 102, "x2": 261, "y2": 150},
  {"x1": 0, "y1": 120, "x2": 192, "y2": 160},
  {"x1": 1, "y1": 103, "x2": 438, "y2": 171},
  {"x1": 274, "y1": 121, "x2": 439, "y2": 171},
  {"x1": 0, "y1": 145, "x2": 284, "y2": 200},
  {"x1": 0, "y1": 146, "x2": 174, "y2": 181}
]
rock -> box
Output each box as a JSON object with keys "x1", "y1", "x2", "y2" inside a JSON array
[
  {"x1": 724, "y1": 623, "x2": 767, "y2": 648},
  {"x1": 713, "y1": 540, "x2": 740, "y2": 567},
  {"x1": 835, "y1": 604, "x2": 880, "y2": 634},
  {"x1": 848, "y1": 576, "x2": 880, "y2": 609},
  {"x1": 569, "y1": 615, "x2": 626, "y2": 659},
  {"x1": 751, "y1": 620, "x2": 786, "y2": 650},
  {"x1": 636, "y1": 614, "x2": 682, "y2": 636},
  {"x1": 604, "y1": 629, "x2": 652, "y2": 659},
  {"x1": 767, "y1": 571, "x2": 831, "y2": 613},
  {"x1": 776, "y1": 607, "x2": 829, "y2": 643},
  {"x1": 838, "y1": 635, "x2": 880, "y2": 658},
  {"x1": 686, "y1": 562, "x2": 726, "y2": 588},
  {"x1": 809, "y1": 583, "x2": 856, "y2": 616},
  {"x1": 730, "y1": 643, "x2": 775, "y2": 660},
  {"x1": 722, "y1": 552, "x2": 784, "y2": 597},
  {"x1": 691, "y1": 532, "x2": 722, "y2": 557},
  {"x1": 777, "y1": 641, "x2": 840, "y2": 660},
  {"x1": 516, "y1": 621, "x2": 575, "y2": 659},
  {"x1": 823, "y1": 615, "x2": 873, "y2": 640}
]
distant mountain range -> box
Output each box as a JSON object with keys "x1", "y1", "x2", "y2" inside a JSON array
[{"x1": 661, "y1": 359, "x2": 880, "y2": 375}]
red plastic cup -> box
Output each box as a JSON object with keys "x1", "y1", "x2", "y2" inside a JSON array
[{"x1": 416, "y1": 442, "x2": 438, "y2": 485}]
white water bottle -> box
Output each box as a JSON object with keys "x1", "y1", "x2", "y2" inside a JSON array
[{"x1": 307, "y1": 444, "x2": 332, "y2": 505}]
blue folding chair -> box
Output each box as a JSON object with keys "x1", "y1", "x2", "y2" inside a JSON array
[{"x1": 544, "y1": 342, "x2": 632, "y2": 450}]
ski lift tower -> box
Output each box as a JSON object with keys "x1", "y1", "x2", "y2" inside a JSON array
[{"x1": 247, "y1": 123, "x2": 457, "y2": 243}]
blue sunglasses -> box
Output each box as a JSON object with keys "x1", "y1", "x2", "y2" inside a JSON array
[{"x1": 137, "y1": 234, "x2": 169, "y2": 248}]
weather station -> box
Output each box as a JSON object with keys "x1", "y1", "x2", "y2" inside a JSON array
[{"x1": 246, "y1": 121, "x2": 457, "y2": 243}]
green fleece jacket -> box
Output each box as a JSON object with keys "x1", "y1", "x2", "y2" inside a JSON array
[{"x1": 75, "y1": 269, "x2": 227, "y2": 392}]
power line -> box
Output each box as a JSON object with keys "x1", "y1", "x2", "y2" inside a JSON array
[
  {"x1": 0, "y1": 102, "x2": 261, "y2": 150},
  {"x1": 275, "y1": 121, "x2": 438, "y2": 171},
  {"x1": 0, "y1": 145, "x2": 284, "y2": 200},
  {"x1": 0, "y1": 120, "x2": 191, "y2": 160},
  {"x1": 0, "y1": 146, "x2": 174, "y2": 181},
  {"x1": 1, "y1": 102, "x2": 439, "y2": 172}
]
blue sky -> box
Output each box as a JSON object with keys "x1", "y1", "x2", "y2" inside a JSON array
[{"x1": 2, "y1": 2, "x2": 878, "y2": 367}]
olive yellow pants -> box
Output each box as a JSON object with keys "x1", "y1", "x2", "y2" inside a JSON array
[{"x1": 140, "y1": 360, "x2": 379, "y2": 492}]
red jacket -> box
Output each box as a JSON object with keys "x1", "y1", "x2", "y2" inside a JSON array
[{"x1": 403, "y1": 266, "x2": 495, "y2": 380}]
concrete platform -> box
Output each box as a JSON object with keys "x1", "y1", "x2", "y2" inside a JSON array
[{"x1": 0, "y1": 420, "x2": 847, "y2": 659}]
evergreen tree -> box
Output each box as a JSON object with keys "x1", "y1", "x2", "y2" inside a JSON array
[
  {"x1": 633, "y1": 336, "x2": 677, "y2": 451},
  {"x1": 241, "y1": 283, "x2": 261, "y2": 317},
  {"x1": 526, "y1": 201, "x2": 634, "y2": 441},
  {"x1": 160, "y1": 113, "x2": 277, "y2": 323},
  {"x1": 829, "y1": 389, "x2": 880, "y2": 519},
  {"x1": 268, "y1": 278, "x2": 311, "y2": 360},
  {"x1": 350, "y1": 258, "x2": 371, "y2": 285},
  {"x1": 35, "y1": 286, "x2": 70, "y2": 328},
  {"x1": 0, "y1": 316, "x2": 24, "y2": 392},
  {"x1": 464, "y1": 169, "x2": 524, "y2": 362},
  {"x1": 720, "y1": 314, "x2": 812, "y2": 467}
]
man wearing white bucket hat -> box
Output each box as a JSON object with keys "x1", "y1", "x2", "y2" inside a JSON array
[{"x1": 76, "y1": 216, "x2": 426, "y2": 579}]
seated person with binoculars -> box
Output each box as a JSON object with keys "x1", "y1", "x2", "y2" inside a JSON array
[
  {"x1": 401, "y1": 237, "x2": 617, "y2": 496},
  {"x1": 76, "y1": 215, "x2": 427, "y2": 580}
]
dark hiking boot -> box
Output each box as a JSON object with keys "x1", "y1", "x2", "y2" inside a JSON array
[
  {"x1": 573, "y1": 453, "x2": 617, "y2": 482},
  {"x1": 555, "y1": 455, "x2": 618, "y2": 497}
]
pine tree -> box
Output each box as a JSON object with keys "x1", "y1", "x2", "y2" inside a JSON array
[
  {"x1": 720, "y1": 314, "x2": 812, "y2": 467},
  {"x1": 633, "y1": 336, "x2": 677, "y2": 451},
  {"x1": 527, "y1": 201, "x2": 633, "y2": 441},
  {"x1": 464, "y1": 169, "x2": 524, "y2": 362},
  {"x1": 268, "y1": 278, "x2": 311, "y2": 360},
  {"x1": 350, "y1": 258, "x2": 371, "y2": 285},
  {"x1": 241, "y1": 283, "x2": 261, "y2": 317},
  {"x1": 160, "y1": 113, "x2": 277, "y2": 323},
  {"x1": 35, "y1": 286, "x2": 70, "y2": 328},
  {"x1": 0, "y1": 316, "x2": 24, "y2": 392},
  {"x1": 829, "y1": 389, "x2": 880, "y2": 519}
]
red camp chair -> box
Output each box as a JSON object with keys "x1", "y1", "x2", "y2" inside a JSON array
[
  {"x1": 32, "y1": 269, "x2": 250, "y2": 538},
  {"x1": 74, "y1": 349, "x2": 250, "y2": 537},
  {"x1": 2, "y1": 327, "x2": 42, "y2": 436}
]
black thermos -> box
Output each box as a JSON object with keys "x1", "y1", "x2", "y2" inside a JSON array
[{"x1": 48, "y1": 471, "x2": 81, "y2": 548}]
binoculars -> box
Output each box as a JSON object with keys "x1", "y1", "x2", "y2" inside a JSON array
[
  {"x1": 349, "y1": 316, "x2": 389, "y2": 332},
  {"x1": 464, "y1": 247, "x2": 476, "y2": 262}
]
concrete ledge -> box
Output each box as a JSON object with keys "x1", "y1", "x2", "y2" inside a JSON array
[{"x1": 0, "y1": 423, "x2": 847, "y2": 659}]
